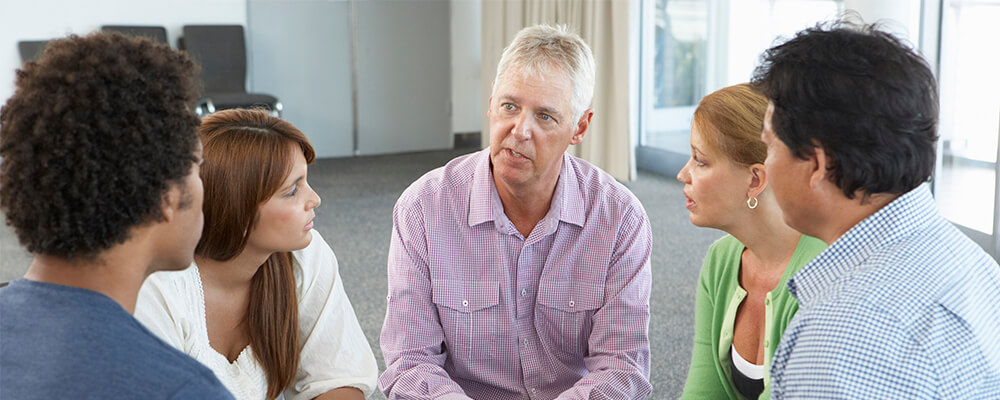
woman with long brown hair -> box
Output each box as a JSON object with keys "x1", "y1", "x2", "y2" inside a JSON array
[{"x1": 135, "y1": 109, "x2": 377, "y2": 400}]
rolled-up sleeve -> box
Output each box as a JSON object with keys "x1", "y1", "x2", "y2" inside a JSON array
[
  {"x1": 556, "y1": 205, "x2": 653, "y2": 399},
  {"x1": 288, "y1": 230, "x2": 379, "y2": 400}
]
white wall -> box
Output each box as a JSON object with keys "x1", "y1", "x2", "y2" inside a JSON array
[
  {"x1": 247, "y1": 0, "x2": 354, "y2": 158},
  {"x1": 0, "y1": 0, "x2": 246, "y2": 103},
  {"x1": 843, "y1": 0, "x2": 923, "y2": 44},
  {"x1": 450, "y1": 0, "x2": 482, "y2": 135},
  {"x1": 355, "y1": 0, "x2": 452, "y2": 155}
]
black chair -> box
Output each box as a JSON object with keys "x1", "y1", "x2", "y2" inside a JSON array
[
  {"x1": 18, "y1": 40, "x2": 49, "y2": 63},
  {"x1": 180, "y1": 25, "x2": 281, "y2": 116},
  {"x1": 101, "y1": 25, "x2": 168, "y2": 44}
]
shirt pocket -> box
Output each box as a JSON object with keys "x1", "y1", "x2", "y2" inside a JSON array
[
  {"x1": 431, "y1": 279, "x2": 500, "y2": 360},
  {"x1": 536, "y1": 279, "x2": 603, "y2": 357}
]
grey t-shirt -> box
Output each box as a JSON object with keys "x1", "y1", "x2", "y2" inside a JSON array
[{"x1": 0, "y1": 279, "x2": 233, "y2": 399}]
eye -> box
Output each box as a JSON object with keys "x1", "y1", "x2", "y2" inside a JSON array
[
  {"x1": 284, "y1": 186, "x2": 298, "y2": 198},
  {"x1": 539, "y1": 114, "x2": 552, "y2": 121},
  {"x1": 502, "y1": 103, "x2": 516, "y2": 111},
  {"x1": 693, "y1": 155, "x2": 706, "y2": 167}
]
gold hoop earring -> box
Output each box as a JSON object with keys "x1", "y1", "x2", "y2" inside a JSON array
[{"x1": 747, "y1": 196, "x2": 758, "y2": 209}]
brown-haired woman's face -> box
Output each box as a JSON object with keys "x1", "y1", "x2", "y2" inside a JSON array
[
  {"x1": 245, "y1": 147, "x2": 321, "y2": 254},
  {"x1": 676, "y1": 125, "x2": 753, "y2": 230}
]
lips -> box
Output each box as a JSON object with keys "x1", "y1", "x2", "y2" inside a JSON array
[
  {"x1": 304, "y1": 218, "x2": 314, "y2": 231},
  {"x1": 683, "y1": 192, "x2": 695, "y2": 209},
  {"x1": 508, "y1": 148, "x2": 528, "y2": 159}
]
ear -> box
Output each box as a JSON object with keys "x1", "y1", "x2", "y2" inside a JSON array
[
  {"x1": 809, "y1": 145, "x2": 829, "y2": 189},
  {"x1": 159, "y1": 184, "x2": 183, "y2": 223},
  {"x1": 747, "y1": 163, "x2": 768, "y2": 198},
  {"x1": 570, "y1": 109, "x2": 594, "y2": 145},
  {"x1": 486, "y1": 81, "x2": 496, "y2": 118}
]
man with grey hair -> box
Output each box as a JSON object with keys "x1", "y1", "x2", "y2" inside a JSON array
[{"x1": 379, "y1": 25, "x2": 652, "y2": 399}]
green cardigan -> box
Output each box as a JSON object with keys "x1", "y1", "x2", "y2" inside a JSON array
[{"x1": 680, "y1": 234, "x2": 826, "y2": 400}]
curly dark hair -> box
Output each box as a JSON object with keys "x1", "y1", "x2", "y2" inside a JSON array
[
  {"x1": 0, "y1": 32, "x2": 201, "y2": 260},
  {"x1": 751, "y1": 19, "x2": 939, "y2": 199}
]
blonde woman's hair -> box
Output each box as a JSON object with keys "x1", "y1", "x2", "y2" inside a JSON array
[{"x1": 693, "y1": 83, "x2": 769, "y2": 166}]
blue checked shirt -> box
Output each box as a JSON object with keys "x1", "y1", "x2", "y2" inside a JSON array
[{"x1": 770, "y1": 184, "x2": 1000, "y2": 399}]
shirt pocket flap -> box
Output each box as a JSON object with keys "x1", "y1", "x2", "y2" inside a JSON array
[
  {"x1": 431, "y1": 279, "x2": 500, "y2": 313},
  {"x1": 537, "y1": 280, "x2": 603, "y2": 311}
]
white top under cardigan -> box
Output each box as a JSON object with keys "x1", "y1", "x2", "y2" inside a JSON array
[{"x1": 135, "y1": 230, "x2": 378, "y2": 400}]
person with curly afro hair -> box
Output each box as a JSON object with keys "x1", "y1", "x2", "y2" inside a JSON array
[
  {"x1": 752, "y1": 18, "x2": 1000, "y2": 398},
  {"x1": 0, "y1": 32, "x2": 233, "y2": 399}
]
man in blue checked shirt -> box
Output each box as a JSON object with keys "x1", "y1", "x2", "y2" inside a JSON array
[{"x1": 750, "y1": 19, "x2": 1000, "y2": 399}]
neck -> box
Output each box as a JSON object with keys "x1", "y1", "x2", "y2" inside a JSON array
[
  {"x1": 813, "y1": 192, "x2": 899, "y2": 245},
  {"x1": 492, "y1": 157, "x2": 564, "y2": 237},
  {"x1": 24, "y1": 249, "x2": 153, "y2": 314},
  {"x1": 727, "y1": 199, "x2": 802, "y2": 271},
  {"x1": 195, "y1": 247, "x2": 270, "y2": 291},
  {"x1": 494, "y1": 176, "x2": 560, "y2": 238}
]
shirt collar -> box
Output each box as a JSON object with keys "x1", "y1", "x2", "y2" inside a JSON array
[
  {"x1": 467, "y1": 149, "x2": 586, "y2": 229},
  {"x1": 788, "y1": 184, "x2": 938, "y2": 305}
]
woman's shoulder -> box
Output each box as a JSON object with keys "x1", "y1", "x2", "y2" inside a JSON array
[
  {"x1": 699, "y1": 235, "x2": 744, "y2": 283},
  {"x1": 704, "y1": 235, "x2": 745, "y2": 264},
  {"x1": 141, "y1": 263, "x2": 201, "y2": 300},
  {"x1": 796, "y1": 235, "x2": 827, "y2": 255},
  {"x1": 291, "y1": 229, "x2": 339, "y2": 288},
  {"x1": 789, "y1": 235, "x2": 827, "y2": 269}
]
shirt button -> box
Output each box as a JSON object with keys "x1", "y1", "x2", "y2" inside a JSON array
[
  {"x1": 568, "y1": 300, "x2": 575, "y2": 307},
  {"x1": 765, "y1": 298, "x2": 771, "y2": 306},
  {"x1": 764, "y1": 340, "x2": 770, "y2": 348},
  {"x1": 531, "y1": 388, "x2": 537, "y2": 394},
  {"x1": 523, "y1": 338, "x2": 528, "y2": 346},
  {"x1": 462, "y1": 300, "x2": 469, "y2": 307},
  {"x1": 521, "y1": 288, "x2": 527, "y2": 297}
]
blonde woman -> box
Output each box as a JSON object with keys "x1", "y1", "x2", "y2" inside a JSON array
[{"x1": 676, "y1": 84, "x2": 825, "y2": 399}]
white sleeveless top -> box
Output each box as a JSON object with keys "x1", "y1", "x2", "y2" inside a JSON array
[
  {"x1": 731, "y1": 344, "x2": 765, "y2": 380},
  {"x1": 135, "y1": 230, "x2": 378, "y2": 400}
]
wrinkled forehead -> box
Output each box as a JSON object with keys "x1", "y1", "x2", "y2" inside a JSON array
[
  {"x1": 494, "y1": 67, "x2": 573, "y2": 111},
  {"x1": 496, "y1": 64, "x2": 574, "y2": 101}
]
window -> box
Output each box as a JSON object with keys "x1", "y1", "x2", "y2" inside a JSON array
[
  {"x1": 642, "y1": 0, "x2": 708, "y2": 152},
  {"x1": 935, "y1": 0, "x2": 1000, "y2": 236},
  {"x1": 637, "y1": 0, "x2": 842, "y2": 175}
]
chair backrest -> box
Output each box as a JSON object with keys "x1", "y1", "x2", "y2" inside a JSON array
[
  {"x1": 181, "y1": 25, "x2": 247, "y2": 93},
  {"x1": 17, "y1": 40, "x2": 49, "y2": 63},
  {"x1": 101, "y1": 25, "x2": 168, "y2": 44}
]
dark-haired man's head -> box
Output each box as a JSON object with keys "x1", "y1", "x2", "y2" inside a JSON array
[
  {"x1": 752, "y1": 20, "x2": 938, "y2": 240},
  {"x1": 0, "y1": 32, "x2": 204, "y2": 269}
]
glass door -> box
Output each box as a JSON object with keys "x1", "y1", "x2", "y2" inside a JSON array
[
  {"x1": 636, "y1": 0, "x2": 711, "y2": 176},
  {"x1": 636, "y1": 0, "x2": 842, "y2": 176},
  {"x1": 934, "y1": 0, "x2": 1000, "y2": 257}
]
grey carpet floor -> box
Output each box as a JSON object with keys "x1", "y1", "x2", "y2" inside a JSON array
[{"x1": 0, "y1": 148, "x2": 724, "y2": 399}]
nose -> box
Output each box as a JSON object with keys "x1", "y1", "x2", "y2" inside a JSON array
[
  {"x1": 676, "y1": 160, "x2": 691, "y2": 184},
  {"x1": 512, "y1": 113, "x2": 534, "y2": 140},
  {"x1": 305, "y1": 183, "x2": 321, "y2": 210}
]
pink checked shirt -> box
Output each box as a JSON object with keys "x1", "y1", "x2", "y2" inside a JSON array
[{"x1": 379, "y1": 149, "x2": 652, "y2": 399}]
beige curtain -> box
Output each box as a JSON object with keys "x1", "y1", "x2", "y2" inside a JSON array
[{"x1": 481, "y1": 0, "x2": 635, "y2": 181}]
